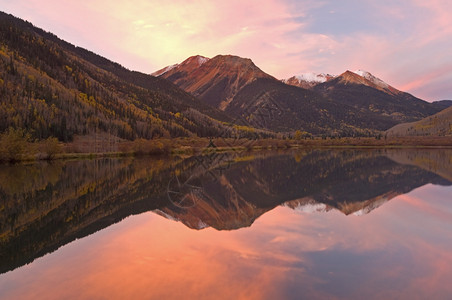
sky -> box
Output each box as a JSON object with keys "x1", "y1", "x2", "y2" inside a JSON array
[{"x1": 1, "y1": 0, "x2": 452, "y2": 101}]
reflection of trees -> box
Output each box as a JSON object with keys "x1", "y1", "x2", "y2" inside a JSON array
[
  {"x1": 157, "y1": 149, "x2": 452, "y2": 230},
  {"x1": 0, "y1": 162, "x2": 62, "y2": 196},
  {"x1": 1, "y1": 149, "x2": 451, "y2": 274},
  {"x1": 0, "y1": 156, "x2": 186, "y2": 274},
  {"x1": 386, "y1": 149, "x2": 452, "y2": 182}
]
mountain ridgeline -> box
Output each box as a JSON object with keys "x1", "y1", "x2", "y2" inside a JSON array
[
  {"x1": 157, "y1": 57, "x2": 447, "y2": 136},
  {"x1": 386, "y1": 106, "x2": 452, "y2": 137},
  {"x1": 0, "y1": 10, "x2": 449, "y2": 143}
]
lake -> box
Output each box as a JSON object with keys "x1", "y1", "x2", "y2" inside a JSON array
[{"x1": 0, "y1": 149, "x2": 451, "y2": 299}]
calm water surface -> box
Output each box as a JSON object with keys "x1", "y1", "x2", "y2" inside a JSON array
[{"x1": 0, "y1": 149, "x2": 451, "y2": 299}]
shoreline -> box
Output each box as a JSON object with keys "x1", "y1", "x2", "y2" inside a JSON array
[{"x1": 2, "y1": 136, "x2": 452, "y2": 163}]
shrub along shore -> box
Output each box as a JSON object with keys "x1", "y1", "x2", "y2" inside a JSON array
[{"x1": 1, "y1": 128, "x2": 452, "y2": 163}]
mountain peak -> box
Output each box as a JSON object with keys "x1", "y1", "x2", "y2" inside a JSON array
[
  {"x1": 352, "y1": 69, "x2": 391, "y2": 90},
  {"x1": 154, "y1": 54, "x2": 273, "y2": 109},
  {"x1": 181, "y1": 55, "x2": 210, "y2": 67},
  {"x1": 352, "y1": 69, "x2": 371, "y2": 77},
  {"x1": 209, "y1": 54, "x2": 259, "y2": 69},
  {"x1": 282, "y1": 73, "x2": 335, "y2": 89},
  {"x1": 295, "y1": 73, "x2": 333, "y2": 83},
  {"x1": 339, "y1": 70, "x2": 371, "y2": 84},
  {"x1": 151, "y1": 55, "x2": 209, "y2": 76},
  {"x1": 338, "y1": 70, "x2": 400, "y2": 95}
]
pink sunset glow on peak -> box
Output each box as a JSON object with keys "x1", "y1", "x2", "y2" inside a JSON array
[{"x1": 1, "y1": 0, "x2": 452, "y2": 101}]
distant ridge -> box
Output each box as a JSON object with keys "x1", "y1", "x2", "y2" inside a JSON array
[
  {"x1": 282, "y1": 73, "x2": 334, "y2": 89},
  {"x1": 386, "y1": 106, "x2": 452, "y2": 137}
]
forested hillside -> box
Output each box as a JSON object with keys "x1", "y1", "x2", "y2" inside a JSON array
[
  {"x1": 386, "y1": 106, "x2": 452, "y2": 137},
  {"x1": 0, "y1": 12, "x2": 254, "y2": 143}
]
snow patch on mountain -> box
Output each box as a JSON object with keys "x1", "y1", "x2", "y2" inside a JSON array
[
  {"x1": 352, "y1": 196, "x2": 390, "y2": 216},
  {"x1": 151, "y1": 64, "x2": 178, "y2": 76},
  {"x1": 182, "y1": 55, "x2": 210, "y2": 67},
  {"x1": 197, "y1": 56, "x2": 209, "y2": 65},
  {"x1": 151, "y1": 55, "x2": 209, "y2": 77},
  {"x1": 352, "y1": 69, "x2": 390, "y2": 90},
  {"x1": 283, "y1": 201, "x2": 329, "y2": 213},
  {"x1": 295, "y1": 73, "x2": 331, "y2": 83},
  {"x1": 197, "y1": 220, "x2": 209, "y2": 229}
]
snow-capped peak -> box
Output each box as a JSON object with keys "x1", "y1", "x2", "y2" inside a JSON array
[
  {"x1": 352, "y1": 195, "x2": 391, "y2": 216},
  {"x1": 352, "y1": 69, "x2": 389, "y2": 89},
  {"x1": 294, "y1": 72, "x2": 332, "y2": 83},
  {"x1": 282, "y1": 201, "x2": 329, "y2": 214}
]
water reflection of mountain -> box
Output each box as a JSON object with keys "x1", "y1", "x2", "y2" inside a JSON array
[
  {"x1": 1, "y1": 149, "x2": 451, "y2": 273},
  {"x1": 156, "y1": 149, "x2": 451, "y2": 229}
]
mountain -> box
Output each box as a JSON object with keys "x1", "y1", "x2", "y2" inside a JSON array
[
  {"x1": 432, "y1": 100, "x2": 452, "y2": 110},
  {"x1": 313, "y1": 70, "x2": 442, "y2": 129},
  {"x1": 350, "y1": 70, "x2": 401, "y2": 95},
  {"x1": 0, "y1": 11, "x2": 240, "y2": 142},
  {"x1": 282, "y1": 70, "x2": 400, "y2": 95},
  {"x1": 282, "y1": 73, "x2": 334, "y2": 89},
  {"x1": 155, "y1": 57, "x2": 386, "y2": 135},
  {"x1": 152, "y1": 55, "x2": 210, "y2": 77},
  {"x1": 385, "y1": 106, "x2": 452, "y2": 137},
  {"x1": 284, "y1": 70, "x2": 447, "y2": 131},
  {"x1": 154, "y1": 54, "x2": 274, "y2": 110},
  {"x1": 224, "y1": 77, "x2": 381, "y2": 134},
  {"x1": 157, "y1": 55, "x2": 444, "y2": 134}
]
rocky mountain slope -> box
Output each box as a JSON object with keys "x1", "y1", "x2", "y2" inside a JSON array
[
  {"x1": 154, "y1": 54, "x2": 274, "y2": 110},
  {"x1": 156, "y1": 56, "x2": 446, "y2": 135}
]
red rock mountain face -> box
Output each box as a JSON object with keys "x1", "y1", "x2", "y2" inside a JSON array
[
  {"x1": 155, "y1": 174, "x2": 270, "y2": 231},
  {"x1": 152, "y1": 55, "x2": 209, "y2": 77},
  {"x1": 154, "y1": 55, "x2": 274, "y2": 110},
  {"x1": 153, "y1": 54, "x2": 445, "y2": 134}
]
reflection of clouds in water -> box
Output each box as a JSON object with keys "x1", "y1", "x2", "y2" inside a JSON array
[{"x1": 1, "y1": 183, "x2": 452, "y2": 299}]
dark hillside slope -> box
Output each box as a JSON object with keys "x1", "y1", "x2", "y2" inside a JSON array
[
  {"x1": 0, "y1": 11, "x2": 230, "y2": 141},
  {"x1": 314, "y1": 71, "x2": 442, "y2": 129},
  {"x1": 227, "y1": 78, "x2": 385, "y2": 135}
]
